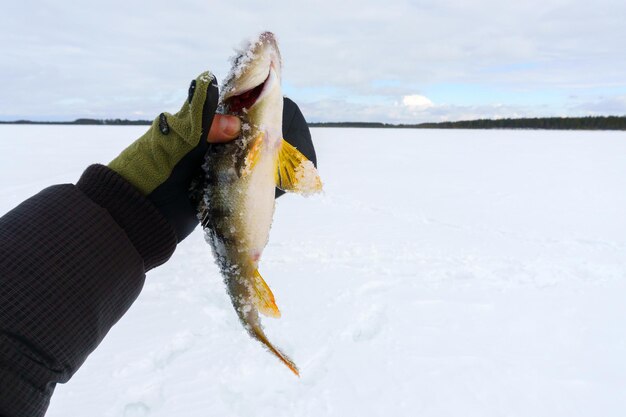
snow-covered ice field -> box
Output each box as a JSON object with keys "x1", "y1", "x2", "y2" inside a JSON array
[{"x1": 2, "y1": 125, "x2": 626, "y2": 416}]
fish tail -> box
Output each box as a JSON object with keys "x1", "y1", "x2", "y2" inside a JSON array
[
  {"x1": 227, "y1": 275, "x2": 299, "y2": 376},
  {"x1": 250, "y1": 324, "x2": 300, "y2": 377}
]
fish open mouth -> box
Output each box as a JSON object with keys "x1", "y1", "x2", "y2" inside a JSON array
[{"x1": 225, "y1": 72, "x2": 270, "y2": 114}]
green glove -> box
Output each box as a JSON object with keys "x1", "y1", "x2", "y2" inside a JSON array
[{"x1": 109, "y1": 71, "x2": 219, "y2": 242}]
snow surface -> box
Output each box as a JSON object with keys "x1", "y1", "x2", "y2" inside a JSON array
[{"x1": 2, "y1": 126, "x2": 626, "y2": 416}]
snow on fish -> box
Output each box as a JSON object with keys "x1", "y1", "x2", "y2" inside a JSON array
[{"x1": 195, "y1": 32, "x2": 322, "y2": 376}]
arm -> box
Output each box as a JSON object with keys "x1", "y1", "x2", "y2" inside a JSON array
[
  {"x1": 0, "y1": 167, "x2": 176, "y2": 417},
  {"x1": 0, "y1": 74, "x2": 315, "y2": 417},
  {"x1": 0, "y1": 72, "x2": 227, "y2": 417}
]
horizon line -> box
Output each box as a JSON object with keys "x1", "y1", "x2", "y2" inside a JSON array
[{"x1": 1, "y1": 114, "x2": 626, "y2": 127}]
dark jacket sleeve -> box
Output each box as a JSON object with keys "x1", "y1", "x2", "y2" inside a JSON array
[{"x1": 0, "y1": 164, "x2": 177, "y2": 417}]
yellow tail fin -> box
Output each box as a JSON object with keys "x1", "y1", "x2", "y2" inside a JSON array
[
  {"x1": 251, "y1": 269, "x2": 281, "y2": 318},
  {"x1": 251, "y1": 325, "x2": 300, "y2": 377},
  {"x1": 275, "y1": 139, "x2": 323, "y2": 195}
]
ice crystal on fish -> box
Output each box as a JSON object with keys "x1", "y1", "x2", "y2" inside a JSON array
[{"x1": 295, "y1": 160, "x2": 323, "y2": 196}]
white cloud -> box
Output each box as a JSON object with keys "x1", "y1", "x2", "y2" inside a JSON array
[
  {"x1": 569, "y1": 95, "x2": 626, "y2": 116},
  {"x1": 402, "y1": 95, "x2": 434, "y2": 110},
  {"x1": 300, "y1": 98, "x2": 552, "y2": 124}
]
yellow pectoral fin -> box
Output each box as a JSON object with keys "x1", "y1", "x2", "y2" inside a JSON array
[
  {"x1": 275, "y1": 139, "x2": 323, "y2": 195},
  {"x1": 252, "y1": 269, "x2": 281, "y2": 318},
  {"x1": 241, "y1": 132, "x2": 264, "y2": 177}
]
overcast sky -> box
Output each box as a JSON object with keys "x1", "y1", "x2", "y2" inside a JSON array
[{"x1": 2, "y1": 0, "x2": 625, "y2": 123}]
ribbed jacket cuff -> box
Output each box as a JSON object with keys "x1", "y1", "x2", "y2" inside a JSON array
[{"x1": 76, "y1": 164, "x2": 177, "y2": 270}]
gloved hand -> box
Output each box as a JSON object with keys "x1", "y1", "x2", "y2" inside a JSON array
[
  {"x1": 109, "y1": 71, "x2": 240, "y2": 242},
  {"x1": 108, "y1": 72, "x2": 316, "y2": 243}
]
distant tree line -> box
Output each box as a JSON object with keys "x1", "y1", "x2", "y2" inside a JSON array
[
  {"x1": 2, "y1": 115, "x2": 626, "y2": 130},
  {"x1": 414, "y1": 116, "x2": 626, "y2": 130},
  {"x1": 74, "y1": 118, "x2": 152, "y2": 125},
  {"x1": 308, "y1": 122, "x2": 391, "y2": 128},
  {"x1": 0, "y1": 118, "x2": 151, "y2": 126},
  {"x1": 310, "y1": 116, "x2": 626, "y2": 130}
]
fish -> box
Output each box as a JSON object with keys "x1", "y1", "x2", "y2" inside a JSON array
[{"x1": 196, "y1": 32, "x2": 322, "y2": 376}]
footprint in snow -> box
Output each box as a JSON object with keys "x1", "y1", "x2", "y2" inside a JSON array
[
  {"x1": 123, "y1": 402, "x2": 150, "y2": 417},
  {"x1": 153, "y1": 331, "x2": 195, "y2": 369},
  {"x1": 352, "y1": 306, "x2": 387, "y2": 342}
]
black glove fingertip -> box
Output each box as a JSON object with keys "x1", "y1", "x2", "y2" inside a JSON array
[{"x1": 200, "y1": 77, "x2": 220, "y2": 144}]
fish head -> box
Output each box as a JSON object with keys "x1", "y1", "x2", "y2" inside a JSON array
[{"x1": 221, "y1": 31, "x2": 283, "y2": 139}]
